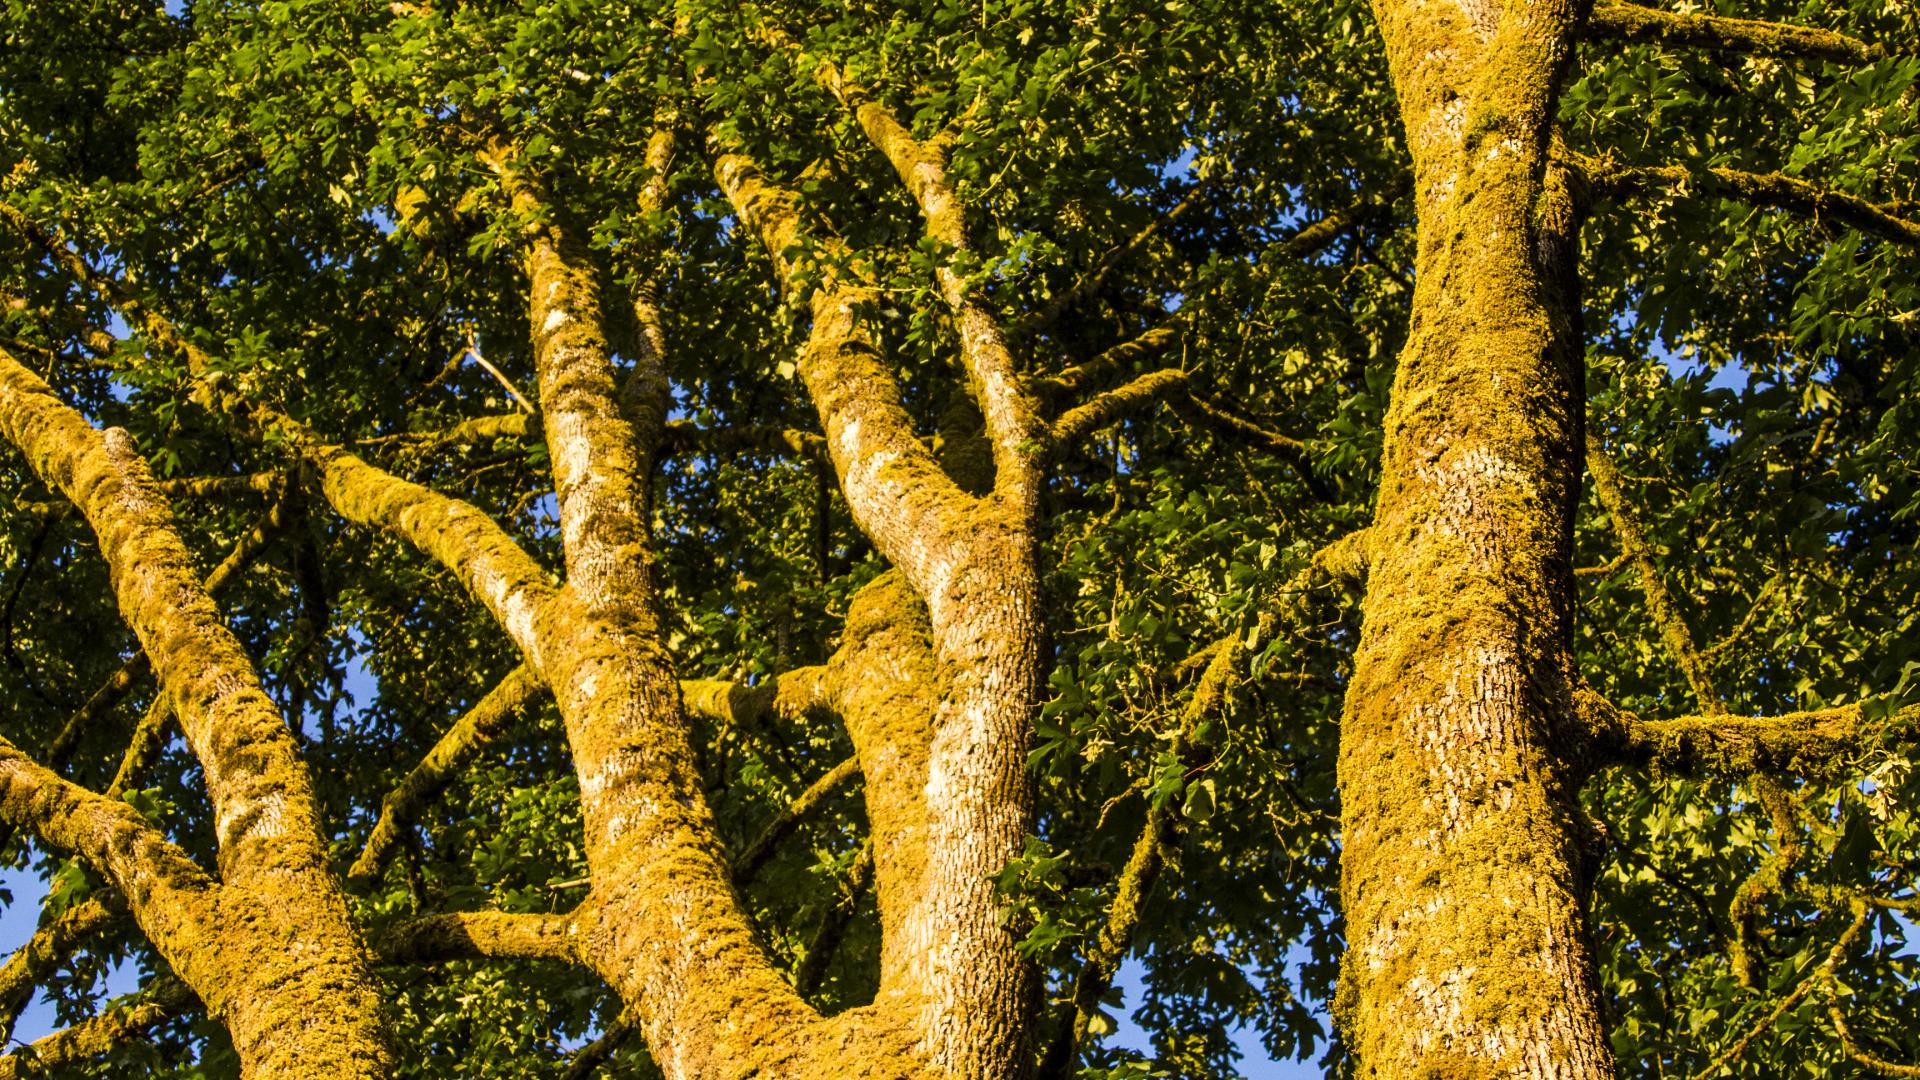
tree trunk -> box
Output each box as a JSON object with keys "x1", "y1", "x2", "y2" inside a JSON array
[{"x1": 1333, "y1": 1, "x2": 1616, "y2": 1075}]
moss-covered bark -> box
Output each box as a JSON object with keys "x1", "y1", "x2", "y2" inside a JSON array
[
  {"x1": 716, "y1": 143, "x2": 1044, "y2": 1078},
  {"x1": 0, "y1": 346, "x2": 393, "y2": 1078},
  {"x1": 1333, "y1": 1, "x2": 1615, "y2": 1075}
]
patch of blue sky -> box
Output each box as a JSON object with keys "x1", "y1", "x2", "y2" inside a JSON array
[{"x1": 1102, "y1": 953, "x2": 1330, "y2": 1079}]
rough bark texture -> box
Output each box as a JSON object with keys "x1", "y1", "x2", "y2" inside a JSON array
[
  {"x1": 0, "y1": 346, "x2": 392, "y2": 1078},
  {"x1": 1333, "y1": 1, "x2": 1617, "y2": 1076},
  {"x1": 715, "y1": 143, "x2": 1044, "y2": 1078}
]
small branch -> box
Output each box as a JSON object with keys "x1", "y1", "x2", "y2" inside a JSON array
[
  {"x1": 1587, "y1": 0, "x2": 1891, "y2": 65},
  {"x1": 755, "y1": 22, "x2": 1045, "y2": 501},
  {"x1": 1035, "y1": 326, "x2": 1179, "y2": 406},
  {"x1": 1582, "y1": 688, "x2": 1920, "y2": 780},
  {"x1": 349, "y1": 665, "x2": 544, "y2": 885},
  {"x1": 1041, "y1": 633, "x2": 1249, "y2": 1078},
  {"x1": 0, "y1": 894, "x2": 123, "y2": 1044},
  {"x1": 679, "y1": 667, "x2": 834, "y2": 732},
  {"x1": 1170, "y1": 393, "x2": 1329, "y2": 499},
  {"x1": 731, "y1": 755, "x2": 862, "y2": 885},
  {"x1": 560, "y1": 1016, "x2": 637, "y2": 1080},
  {"x1": 1588, "y1": 436, "x2": 1722, "y2": 712},
  {"x1": 463, "y1": 333, "x2": 535, "y2": 416},
  {"x1": 149, "y1": 471, "x2": 285, "y2": 499},
  {"x1": 375, "y1": 910, "x2": 580, "y2": 965},
  {"x1": 1050, "y1": 369, "x2": 1190, "y2": 447},
  {"x1": 0, "y1": 978, "x2": 194, "y2": 1080},
  {"x1": 1830, "y1": 985, "x2": 1920, "y2": 1078},
  {"x1": 1687, "y1": 899, "x2": 1870, "y2": 1080},
  {"x1": 793, "y1": 840, "x2": 874, "y2": 998},
  {"x1": 1574, "y1": 552, "x2": 1630, "y2": 578},
  {"x1": 1585, "y1": 157, "x2": 1920, "y2": 248}
]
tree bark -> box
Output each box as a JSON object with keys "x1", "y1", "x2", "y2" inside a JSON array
[{"x1": 1332, "y1": 1, "x2": 1616, "y2": 1076}]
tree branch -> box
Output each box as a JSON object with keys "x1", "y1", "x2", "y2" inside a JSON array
[
  {"x1": 1584, "y1": 157, "x2": 1920, "y2": 247},
  {"x1": 1586, "y1": 0, "x2": 1892, "y2": 65},
  {"x1": 1588, "y1": 436, "x2": 1722, "y2": 712},
  {"x1": 1686, "y1": 899, "x2": 1870, "y2": 1080},
  {"x1": 712, "y1": 147, "x2": 978, "y2": 595},
  {"x1": 679, "y1": 667, "x2": 834, "y2": 731},
  {"x1": 732, "y1": 755, "x2": 862, "y2": 885},
  {"x1": 1041, "y1": 630, "x2": 1247, "y2": 1078},
  {"x1": 376, "y1": 910, "x2": 580, "y2": 965},
  {"x1": 0, "y1": 979, "x2": 194, "y2": 1080},
  {"x1": 0, "y1": 346, "x2": 331, "y2": 892},
  {"x1": 1050, "y1": 369, "x2": 1191, "y2": 447},
  {"x1": 1034, "y1": 326, "x2": 1179, "y2": 406},
  {"x1": 349, "y1": 664, "x2": 544, "y2": 885},
  {"x1": 759, "y1": 24, "x2": 1046, "y2": 503},
  {"x1": 559, "y1": 1015, "x2": 637, "y2": 1080},
  {"x1": 1581, "y1": 687, "x2": 1920, "y2": 779},
  {"x1": 0, "y1": 894, "x2": 123, "y2": 1044}
]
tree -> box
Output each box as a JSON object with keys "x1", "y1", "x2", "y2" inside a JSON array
[{"x1": 0, "y1": 0, "x2": 1915, "y2": 1076}]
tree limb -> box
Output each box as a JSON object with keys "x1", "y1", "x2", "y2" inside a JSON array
[
  {"x1": 1586, "y1": 0, "x2": 1892, "y2": 65},
  {"x1": 793, "y1": 840, "x2": 875, "y2": 998},
  {"x1": 1040, "y1": 631, "x2": 1246, "y2": 1078},
  {"x1": 1034, "y1": 326, "x2": 1179, "y2": 406},
  {"x1": 559, "y1": 1015, "x2": 637, "y2": 1080},
  {"x1": 1588, "y1": 436, "x2": 1722, "y2": 712},
  {"x1": 1581, "y1": 687, "x2": 1920, "y2": 779},
  {"x1": 1687, "y1": 899, "x2": 1870, "y2": 1080},
  {"x1": 0, "y1": 978, "x2": 195, "y2": 1080},
  {"x1": 376, "y1": 910, "x2": 580, "y2": 965},
  {"x1": 1584, "y1": 157, "x2": 1920, "y2": 247},
  {"x1": 760, "y1": 23, "x2": 1046, "y2": 504},
  {"x1": 0, "y1": 893, "x2": 123, "y2": 1044},
  {"x1": 349, "y1": 664, "x2": 544, "y2": 885},
  {"x1": 732, "y1": 755, "x2": 862, "y2": 885},
  {"x1": 1050, "y1": 369, "x2": 1191, "y2": 447}
]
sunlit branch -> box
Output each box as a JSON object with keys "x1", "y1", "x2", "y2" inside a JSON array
[
  {"x1": 1044, "y1": 531, "x2": 1366, "y2": 1076},
  {"x1": 1584, "y1": 158, "x2": 1920, "y2": 248},
  {"x1": 1050, "y1": 368, "x2": 1191, "y2": 446},
  {"x1": 1580, "y1": 687, "x2": 1920, "y2": 779},
  {"x1": 1018, "y1": 186, "x2": 1213, "y2": 338},
  {"x1": 1587, "y1": 0, "x2": 1891, "y2": 65},
  {"x1": 376, "y1": 910, "x2": 581, "y2": 965},
  {"x1": 349, "y1": 665, "x2": 545, "y2": 885},
  {"x1": 1035, "y1": 326, "x2": 1178, "y2": 405},
  {"x1": 0, "y1": 978, "x2": 194, "y2": 1080},
  {"x1": 1687, "y1": 899, "x2": 1870, "y2": 1080},
  {"x1": 1040, "y1": 634, "x2": 1244, "y2": 1079},
  {"x1": 756, "y1": 22, "x2": 1045, "y2": 503},
  {"x1": 680, "y1": 667, "x2": 834, "y2": 732},
  {"x1": 1587, "y1": 437, "x2": 1722, "y2": 712},
  {"x1": 0, "y1": 893, "x2": 122, "y2": 1044}
]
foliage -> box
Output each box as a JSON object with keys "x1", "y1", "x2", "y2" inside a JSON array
[{"x1": 0, "y1": 0, "x2": 1914, "y2": 1076}]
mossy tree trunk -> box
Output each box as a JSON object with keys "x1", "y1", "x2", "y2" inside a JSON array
[{"x1": 1332, "y1": 0, "x2": 1617, "y2": 1076}]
